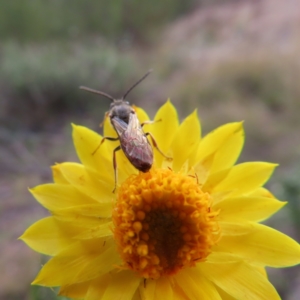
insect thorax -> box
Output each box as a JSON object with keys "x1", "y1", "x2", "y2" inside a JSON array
[{"x1": 109, "y1": 100, "x2": 133, "y2": 124}]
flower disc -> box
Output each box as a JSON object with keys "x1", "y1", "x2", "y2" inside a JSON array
[{"x1": 113, "y1": 168, "x2": 220, "y2": 279}]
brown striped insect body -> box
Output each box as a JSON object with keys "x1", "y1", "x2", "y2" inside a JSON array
[{"x1": 80, "y1": 70, "x2": 169, "y2": 192}]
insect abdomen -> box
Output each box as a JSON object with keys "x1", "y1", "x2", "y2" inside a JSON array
[{"x1": 121, "y1": 134, "x2": 153, "y2": 172}]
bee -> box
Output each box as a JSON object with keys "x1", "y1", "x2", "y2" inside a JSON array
[{"x1": 80, "y1": 70, "x2": 171, "y2": 192}]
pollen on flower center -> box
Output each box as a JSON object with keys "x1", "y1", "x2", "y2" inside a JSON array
[{"x1": 112, "y1": 169, "x2": 220, "y2": 279}]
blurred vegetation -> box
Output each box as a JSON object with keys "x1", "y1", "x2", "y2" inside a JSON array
[
  {"x1": 0, "y1": 0, "x2": 197, "y2": 132},
  {"x1": 175, "y1": 57, "x2": 300, "y2": 119},
  {"x1": 0, "y1": 0, "x2": 196, "y2": 43},
  {"x1": 160, "y1": 53, "x2": 300, "y2": 166},
  {"x1": 30, "y1": 286, "x2": 68, "y2": 300},
  {"x1": 0, "y1": 41, "x2": 139, "y2": 131},
  {"x1": 276, "y1": 165, "x2": 300, "y2": 239}
]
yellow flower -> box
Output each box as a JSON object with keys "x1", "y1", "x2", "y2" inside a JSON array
[{"x1": 21, "y1": 101, "x2": 300, "y2": 299}]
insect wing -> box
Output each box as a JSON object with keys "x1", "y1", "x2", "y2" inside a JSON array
[
  {"x1": 111, "y1": 116, "x2": 128, "y2": 137},
  {"x1": 118, "y1": 113, "x2": 153, "y2": 172}
]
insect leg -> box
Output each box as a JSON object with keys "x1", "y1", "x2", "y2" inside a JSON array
[
  {"x1": 92, "y1": 136, "x2": 119, "y2": 155},
  {"x1": 112, "y1": 145, "x2": 121, "y2": 193},
  {"x1": 99, "y1": 112, "x2": 109, "y2": 128},
  {"x1": 140, "y1": 119, "x2": 161, "y2": 127},
  {"x1": 145, "y1": 132, "x2": 172, "y2": 161},
  {"x1": 188, "y1": 172, "x2": 199, "y2": 184}
]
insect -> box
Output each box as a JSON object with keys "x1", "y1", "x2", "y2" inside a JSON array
[{"x1": 80, "y1": 70, "x2": 171, "y2": 192}]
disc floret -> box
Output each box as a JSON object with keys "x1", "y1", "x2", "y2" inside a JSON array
[{"x1": 112, "y1": 169, "x2": 220, "y2": 279}]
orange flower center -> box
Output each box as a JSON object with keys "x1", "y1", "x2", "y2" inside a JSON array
[{"x1": 112, "y1": 169, "x2": 220, "y2": 279}]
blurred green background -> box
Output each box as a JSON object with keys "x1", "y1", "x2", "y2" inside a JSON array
[{"x1": 1, "y1": 0, "x2": 300, "y2": 299}]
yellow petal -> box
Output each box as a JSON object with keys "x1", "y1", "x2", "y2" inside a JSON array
[
  {"x1": 51, "y1": 205, "x2": 113, "y2": 239},
  {"x1": 139, "y1": 278, "x2": 156, "y2": 300},
  {"x1": 190, "y1": 160, "x2": 211, "y2": 186},
  {"x1": 30, "y1": 184, "x2": 96, "y2": 211},
  {"x1": 53, "y1": 203, "x2": 113, "y2": 219},
  {"x1": 172, "y1": 285, "x2": 191, "y2": 300},
  {"x1": 32, "y1": 239, "x2": 119, "y2": 286},
  {"x1": 132, "y1": 290, "x2": 141, "y2": 300},
  {"x1": 72, "y1": 124, "x2": 112, "y2": 178},
  {"x1": 134, "y1": 105, "x2": 150, "y2": 124},
  {"x1": 196, "y1": 122, "x2": 243, "y2": 168},
  {"x1": 52, "y1": 215, "x2": 111, "y2": 239},
  {"x1": 175, "y1": 268, "x2": 222, "y2": 300},
  {"x1": 58, "y1": 163, "x2": 113, "y2": 202},
  {"x1": 187, "y1": 143, "x2": 201, "y2": 169},
  {"x1": 74, "y1": 222, "x2": 113, "y2": 240},
  {"x1": 20, "y1": 217, "x2": 78, "y2": 255},
  {"x1": 200, "y1": 253, "x2": 281, "y2": 300},
  {"x1": 218, "y1": 221, "x2": 254, "y2": 236},
  {"x1": 256, "y1": 266, "x2": 268, "y2": 277},
  {"x1": 215, "y1": 286, "x2": 240, "y2": 300},
  {"x1": 69, "y1": 241, "x2": 121, "y2": 284},
  {"x1": 146, "y1": 101, "x2": 179, "y2": 167},
  {"x1": 51, "y1": 165, "x2": 69, "y2": 184},
  {"x1": 212, "y1": 162, "x2": 278, "y2": 197},
  {"x1": 249, "y1": 187, "x2": 276, "y2": 198},
  {"x1": 103, "y1": 113, "x2": 117, "y2": 139},
  {"x1": 170, "y1": 110, "x2": 201, "y2": 172},
  {"x1": 203, "y1": 167, "x2": 231, "y2": 192},
  {"x1": 101, "y1": 270, "x2": 141, "y2": 300},
  {"x1": 56, "y1": 214, "x2": 109, "y2": 231},
  {"x1": 154, "y1": 277, "x2": 173, "y2": 299},
  {"x1": 209, "y1": 122, "x2": 244, "y2": 174},
  {"x1": 216, "y1": 222, "x2": 300, "y2": 267},
  {"x1": 86, "y1": 273, "x2": 111, "y2": 300},
  {"x1": 59, "y1": 281, "x2": 90, "y2": 298},
  {"x1": 214, "y1": 196, "x2": 286, "y2": 222}
]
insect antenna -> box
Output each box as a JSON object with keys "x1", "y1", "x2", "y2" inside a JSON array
[
  {"x1": 79, "y1": 86, "x2": 115, "y2": 102},
  {"x1": 122, "y1": 69, "x2": 152, "y2": 100}
]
